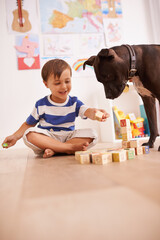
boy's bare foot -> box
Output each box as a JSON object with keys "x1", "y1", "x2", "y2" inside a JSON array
[
  {"x1": 43, "y1": 149, "x2": 55, "y2": 158},
  {"x1": 66, "y1": 142, "x2": 89, "y2": 154}
]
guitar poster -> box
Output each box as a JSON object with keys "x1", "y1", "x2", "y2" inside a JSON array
[
  {"x1": 5, "y1": 0, "x2": 38, "y2": 34},
  {"x1": 15, "y1": 35, "x2": 40, "y2": 70}
]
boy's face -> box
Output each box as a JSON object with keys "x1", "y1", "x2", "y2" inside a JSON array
[{"x1": 44, "y1": 68, "x2": 72, "y2": 103}]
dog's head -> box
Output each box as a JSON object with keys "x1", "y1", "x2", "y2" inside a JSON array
[{"x1": 83, "y1": 48, "x2": 128, "y2": 99}]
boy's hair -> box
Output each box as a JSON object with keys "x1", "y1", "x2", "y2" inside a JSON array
[{"x1": 41, "y1": 59, "x2": 72, "y2": 82}]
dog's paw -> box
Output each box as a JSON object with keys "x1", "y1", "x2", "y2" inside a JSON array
[{"x1": 142, "y1": 142, "x2": 154, "y2": 148}]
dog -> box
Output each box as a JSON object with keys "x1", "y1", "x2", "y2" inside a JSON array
[{"x1": 83, "y1": 44, "x2": 160, "y2": 151}]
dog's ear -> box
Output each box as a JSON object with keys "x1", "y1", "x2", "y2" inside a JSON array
[
  {"x1": 98, "y1": 48, "x2": 115, "y2": 61},
  {"x1": 83, "y1": 56, "x2": 95, "y2": 70}
]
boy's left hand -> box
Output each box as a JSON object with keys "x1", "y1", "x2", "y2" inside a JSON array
[{"x1": 95, "y1": 109, "x2": 110, "y2": 122}]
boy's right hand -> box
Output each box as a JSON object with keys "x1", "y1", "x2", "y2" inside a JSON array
[{"x1": 2, "y1": 135, "x2": 18, "y2": 148}]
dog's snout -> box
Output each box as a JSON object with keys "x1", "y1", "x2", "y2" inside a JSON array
[
  {"x1": 104, "y1": 83, "x2": 124, "y2": 99},
  {"x1": 104, "y1": 86, "x2": 116, "y2": 99}
]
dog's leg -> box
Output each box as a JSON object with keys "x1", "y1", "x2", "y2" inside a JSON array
[{"x1": 140, "y1": 95, "x2": 158, "y2": 148}]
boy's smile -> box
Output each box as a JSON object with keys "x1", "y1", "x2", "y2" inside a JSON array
[{"x1": 44, "y1": 68, "x2": 72, "y2": 103}]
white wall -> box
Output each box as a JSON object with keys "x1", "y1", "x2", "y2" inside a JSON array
[{"x1": 0, "y1": 0, "x2": 154, "y2": 149}]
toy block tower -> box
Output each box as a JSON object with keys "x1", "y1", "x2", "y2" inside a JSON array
[{"x1": 120, "y1": 119, "x2": 132, "y2": 142}]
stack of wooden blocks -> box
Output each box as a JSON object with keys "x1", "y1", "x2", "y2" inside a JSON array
[
  {"x1": 120, "y1": 119, "x2": 149, "y2": 156},
  {"x1": 75, "y1": 118, "x2": 149, "y2": 165}
]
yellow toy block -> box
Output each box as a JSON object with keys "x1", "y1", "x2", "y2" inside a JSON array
[
  {"x1": 91, "y1": 152, "x2": 112, "y2": 165},
  {"x1": 112, "y1": 150, "x2": 127, "y2": 162},
  {"x1": 95, "y1": 111, "x2": 104, "y2": 121},
  {"x1": 130, "y1": 139, "x2": 140, "y2": 148}
]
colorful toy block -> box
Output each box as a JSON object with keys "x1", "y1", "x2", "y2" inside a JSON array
[
  {"x1": 112, "y1": 150, "x2": 127, "y2": 162},
  {"x1": 125, "y1": 148, "x2": 135, "y2": 159},
  {"x1": 120, "y1": 119, "x2": 131, "y2": 127},
  {"x1": 142, "y1": 146, "x2": 150, "y2": 154}
]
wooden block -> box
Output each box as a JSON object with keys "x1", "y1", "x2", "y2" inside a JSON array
[
  {"x1": 122, "y1": 141, "x2": 130, "y2": 148},
  {"x1": 112, "y1": 150, "x2": 127, "y2": 162},
  {"x1": 120, "y1": 119, "x2": 130, "y2": 127},
  {"x1": 125, "y1": 148, "x2": 135, "y2": 159},
  {"x1": 95, "y1": 111, "x2": 104, "y2": 121},
  {"x1": 75, "y1": 151, "x2": 88, "y2": 161},
  {"x1": 142, "y1": 146, "x2": 150, "y2": 154},
  {"x1": 92, "y1": 152, "x2": 112, "y2": 165},
  {"x1": 130, "y1": 139, "x2": 140, "y2": 148},
  {"x1": 122, "y1": 132, "x2": 132, "y2": 141},
  {"x1": 121, "y1": 126, "x2": 132, "y2": 134},
  {"x1": 135, "y1": 146, "x2": 143, "y2": 155},
  {"x1": 79, "y1": 153, "x2": 91, "y2": 164}
]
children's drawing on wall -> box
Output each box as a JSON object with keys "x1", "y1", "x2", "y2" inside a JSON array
[
  {"x1": 72, "y1": 58, "x2": 92, "y2": 72},
  {"x1": 78, "y1": 33, "x2": 105, "y2": 55},
  {"x1": 15, "y1": 35, "x2": 40, "y2": 70},
  {"x1": 39, "y1": 0, "x2": 103, "y2": 33},
  {"x1": 5, "y1": 0, "x2": 38, "y2": 33},
  {"x1": 72, "y1": 57, "x2": 94, "y2": 78},
  {"x1": 104, "y1": 19, "x2": 123, "y2": 46},
  {"x1": 101, "y1": 0, "x2": 122, "y2": 18},
  {"x1": 43, "y1": 34, "x2": 75, "y2": 56}
]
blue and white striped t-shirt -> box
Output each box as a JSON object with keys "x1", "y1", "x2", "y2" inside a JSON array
[{"x1": 26, "y1": 95, "x2": 89, "y2": 131}]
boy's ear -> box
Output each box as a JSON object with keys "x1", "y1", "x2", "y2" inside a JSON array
[{"x1": 43, "y1": 80, "x2": 48, "y2": 88}]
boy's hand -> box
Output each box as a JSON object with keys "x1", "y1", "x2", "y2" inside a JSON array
[
  {"x1": 2, "y1": 135, "x2": 18, "y2": 148},
  {"x1": 84, "y1": 108, "x2": 110, "y2": 121},
  {"x1": 95, "y1": 109, "x2": 110, "y2": 122}
]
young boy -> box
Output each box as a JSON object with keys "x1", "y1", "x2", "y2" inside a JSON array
[{"x1": 2, "y1": 59, "x2": 110, "y2": 158}]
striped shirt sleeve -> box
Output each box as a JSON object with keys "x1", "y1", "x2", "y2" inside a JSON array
[
  {"x1": 76, "y1": 98, "x2": 89, "y2": 119},
  {"x1": 26, "y1": 103, "x2": 39, "y2": 125}
]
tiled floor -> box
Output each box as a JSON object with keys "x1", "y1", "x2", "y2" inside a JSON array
[{"x1": 0, "y1": 139, "x2": 160, "y2": 240}]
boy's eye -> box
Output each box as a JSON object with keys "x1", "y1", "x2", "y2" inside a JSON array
[{"x1": 65, "y1": 80, "x2": 70, "y2": 83}]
